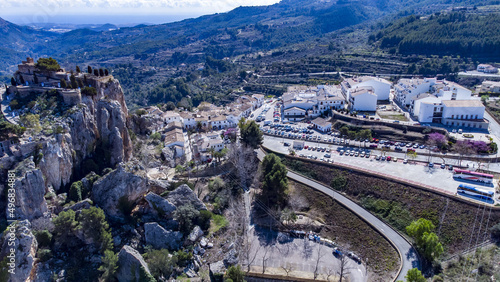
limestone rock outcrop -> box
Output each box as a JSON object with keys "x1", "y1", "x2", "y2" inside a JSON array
[
  {"x1": 0, "y1": 220, "x2": 38, "y2": 282},
  {"x1": 145, "y1": 192, "x2": 176, "y2": 218},
  {"x1": 96, "y1": 100, "x2": 132, "y2": 167},
  {"x1": 117, "y1": 245, "x2": 153, "y2": 282},
  {"x1": 166, "y1": 184, "x2": 207, "y2": 210},
  {"x1": 39, "y1": 133, "x2": 73, "y2": 192},
  {"x1": 144, "y1": 222, "x2": 183, "y2": 250},
  {"x1": 92, "y1": 163, "x2": 147, "y2": 218},
  {"x1": 10, "y1": 158, "x2": 48, "y2": 220}
]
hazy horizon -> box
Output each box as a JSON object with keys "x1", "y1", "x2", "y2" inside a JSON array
[{"x1": 1, "y1": 0, "x2": 280, "y2": 26}]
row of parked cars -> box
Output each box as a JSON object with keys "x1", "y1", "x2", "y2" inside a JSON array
[{"x1": 339, "y1": 148, "x2": 371, "y2": 158}]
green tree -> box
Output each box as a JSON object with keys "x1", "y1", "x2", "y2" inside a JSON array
[
  {"x1": 143, "y1": 248, "x2": 177, "y2": 279},
  {"x1": 35, "y1": 230, "x2": 53, "y2": 248},
  {"x1": 261, "y1": 154, "x2": 288, "y2": 207},
  {"x1": 406, "y1": 218, "x2": 444, "y2": 261},
  {"x1": 88, "y1": 66, "x2": 92, "y2": 74},
  {"x1": 68, "y1": 181, "x2": 83, "y2": 202},
  {"x1": 225, "y1": 265, "x2": 246, "y2": 282},
  {"x1": 405, "y1": 268, "x2": 426, "y2": 282},
  {"x1": 174, "y1": 204, "x2": 200, "y2": 234},
  {"x1": 70, "y1": 74, "x2": 78, "y2": 89},
  {"x1": 98, "y1": 250, "x2": 118, "y2": 282},
  {"x1": 421, "y1": 232, "x2": 444, "y2": 260},
  {"x1": 407, "y1": 150, "x2": 418, "y2": 164},
  {"x1": 78, "y1": 207, "x2": 114, "y2": 252},
  {"x1": 53, "y1": 210, "x2": 78, "y2": 245},
  {"x1": 60, "y1": 79, "x2": 68, "y2": 88},
  {"x1": 20, "y1": 114, "x2": 41, "y2": 133},
  {"x1": 36, "y1": 57, "x2": 60, "y2": 72},
  {"x1": 239, "y1": 119, "x2": 263, "y2": 149},
  {"x1": 406, "y1": 218, "x2": 435, "y2": 247},
  {"x1": 76, "y1": 66, "x2": 81, "y2": 73},
  {"x1": 94, "y1": 69, "x2": 99, "y2": 76},
  {"x1": 81, "y1": 86, "x2": 97, "y2": 96}
]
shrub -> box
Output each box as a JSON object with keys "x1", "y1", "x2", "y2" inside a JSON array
[
  {"x1": 210, "y1": 214, "x2": 228, "y2": 233},
  {"x1": 98, "y1": 250, "x2": 118, "y2": 282},
  {"x1": 143, "y1": 248, "x2": 178, "y2": 279},
  {"x1": 37, "y1": 249, "x2": 52, "y2": 262},
  {"x1": 225, "y1": 265, "x2": 245, "y2": 282},
  {"x1": 197, "y1": 210, "x2": 212, "y2": 231},
  {"x1": 78, "y1": 207, "x2": 113, "y2": 252},
  {"x1": 68, "y1": 181, "x2": 83, "y2": 202},
  {"x1": 174, "y1": 204, "x2": 200, "y2": 234},
  {"x1": 35, "y1": 230, "x2": 53, "y2": 247},
  {"x1": 174, "y1": 250, "x2": 192, "y2": 267},
  {"x1": 491, "y1": 223, "x2": 500, "y2": 241}
]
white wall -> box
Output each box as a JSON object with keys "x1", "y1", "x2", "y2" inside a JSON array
[
  {"x1": 350, "y1": 93, "x2": 377, "y2": 111},
  {"x1": 354, "y1": 80, "x2": 391, "y2": 100}
]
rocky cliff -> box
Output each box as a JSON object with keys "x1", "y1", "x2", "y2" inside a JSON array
[{"x1": 28, "y1": 78, "x2": 132, "y2": 192}]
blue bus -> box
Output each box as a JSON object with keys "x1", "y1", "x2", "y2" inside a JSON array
[{"x1": 457, "y1": 184, "x2": 494, "y2": 201}]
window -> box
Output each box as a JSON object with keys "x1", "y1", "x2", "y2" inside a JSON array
[
  {"x1": 475, "y1": 114, "x2": 478, "y2": 119},
  {"x1": 451, "y1": 115, "x2": 454, "y2": 119},
  {"x1": 465, "y1": 115, "x2": 468, "y2": 119},
  {"x1": 461, "y1": 115, "x2": 464, "y2": 119}
]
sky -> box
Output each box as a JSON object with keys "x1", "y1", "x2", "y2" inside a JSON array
[{"x1": 1, "y1": 0, "x2": 281, "y2": 25}]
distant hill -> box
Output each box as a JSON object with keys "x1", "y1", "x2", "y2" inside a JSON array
[
  {"x1": 0, "y1": 0, "x2": 494, "y2": 73},
  {"x1": 371, "y1": 11, "x2": 500, "y2": 58}
]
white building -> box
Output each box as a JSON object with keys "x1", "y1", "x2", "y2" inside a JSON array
[
  {"x1": 311, "y1": 117, "x2": 331, "y2": 132},
  {"x1": 164, "y1": 125, "x2": 186, "y2": 157},
  {"x1": 348, "y1": 87, "x2": 377, "y2": 112},
  {"x1": 282, "y1": 85, "x2": 346, "y2": 120},
  {"x1": 162, "y1": 111, "x2": 182, "y2": 124},
  {"x1": 341, "y1": 76, "x2": 392, "y2": 101},
  {"x1": 442, "y1": 100, "x2": 488, "y2": 129},
  {"x1": 480, "y1": 80, "x2": 500, "y2": 93},
  {"x1": 394, "y1": 77, "x2": 437, "y2": 107},
  {"x1": 477, "y1": 64, "x2": 498, "y2": 74}
]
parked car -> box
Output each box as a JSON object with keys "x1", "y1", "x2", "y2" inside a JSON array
[
  {"x1": 386, "y1": 156, "x2": 392, "y2": 161},
  {"x1": 428, "y1": 162, "x2": 434, "y2": 168},
  {"x1": 440, "y1": 163, "x2": 446, "y2": 169},
  {"x1": 403, "y1": 158, "x2": 408, "y2": 164}
]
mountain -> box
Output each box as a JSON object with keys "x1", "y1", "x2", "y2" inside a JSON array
[
  {"x1": 371, "y1": 11, "x2": 500, "y2": 59},
  {"x1": 0, "y1": 0, "x2": 494, "y2": 73}
]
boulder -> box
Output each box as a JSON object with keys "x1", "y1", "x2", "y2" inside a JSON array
[
  {"x1": 166, "y1": 184, "x2": 207, "y2": 210},
  {"x1": 144, "y1": 192, "x2": 176, "y2": 218},
  {"x1": 10, "y1": 158, "x2": 48, "y2": 220},
  {"x1": 209, "y1": 260, "x2": 226, "y2": 280},
  {"x1": 62, "y1": 199, "x2": 92, "y2": 213},
  {"x1": 224, "y1": 249, "x2": 239, "y2": 266},
  {"x1": 92, "y1": 163, "x2": 147, "y2": 218},
  {"x1": 188, "y1": 226, "x2": 204, "y2": 242},
  {"x1": 0, "y1": 220, "x2": 38, "y2": 282},
  {"x1": 144, "y1": 222, "x2": 182, "y2": 250},
  {"x1": 117, "y1": 245, "x2": 153, "y2": 282},
  {"x1": 161, "y1": 147, "x2": 176, "y2": 168}
]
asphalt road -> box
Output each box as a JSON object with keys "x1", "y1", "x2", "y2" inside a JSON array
[{"x1": 256, "y1": 149, "x2": 420, "y2": 282}]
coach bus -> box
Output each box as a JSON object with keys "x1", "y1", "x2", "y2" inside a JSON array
[
  {"x1": 457, "y1": 184, "x2": 494, "y2": 201},
  {"x1": 453, "y1": 169, "x2": 494, "y2": 184}
]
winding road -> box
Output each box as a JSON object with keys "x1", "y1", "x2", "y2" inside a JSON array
[{"x1": 256, "y1": 149, "x2": 420, "y2": 281}]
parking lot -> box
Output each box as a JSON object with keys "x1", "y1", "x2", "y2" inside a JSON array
[{"x1": 263, "y1": 135, "x2": 498, "y2": 202}]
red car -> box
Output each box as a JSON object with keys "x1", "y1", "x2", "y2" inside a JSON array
[
  {"x1": 304, "y1": 145, "x2": 309, "y2": 149},
  {"x1": 386, "y1": 156, "x2": 392, "y2": 161}
]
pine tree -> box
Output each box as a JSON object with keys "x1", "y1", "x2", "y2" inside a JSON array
[
  {"x1": 60, "y1": 79, "x2": 67, "y2": 89},
  {"x1": 19, "y1": 75, "x2": 25, "y2": 85},
  {"x1": 94, "y1": 69, "x2": 99, "y2": 76},
  {"x1": 88, "y1": 66, "x2": 92, "y2": 74},
  {"x1": 104, "y1": 69, "x2": 109, "y2": 76},
  {"x1": 76, "y1": 66, "x2": 81, "y2": 73},
  {"x1": 34, "y1": 73, "x2": 39, "y2": 84},
  {"x1": 11, "y1": 77, "x2": 17, "y2": 86},
  {"x1": 99, "y1": 69, "x2": 104, "y2": 76}
]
